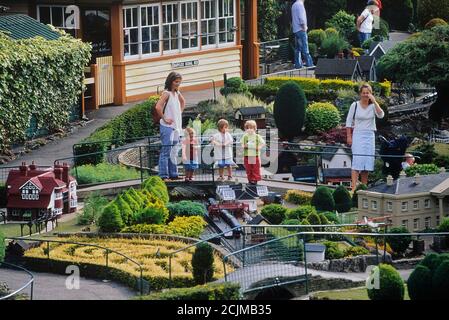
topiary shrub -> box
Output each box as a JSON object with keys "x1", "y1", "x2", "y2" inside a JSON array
[
  {"x1": 367, "y1": 264, "x2": 405, "y2": 300},
  {"x1": 324, "y1": 27, "x2": 339, "y2": 37},
  {"x1": 306, "y1": 212, "x2": 322, "y2": 225},
  {"x1": 138, "y1": 282, "x2": 240, "y2": 300},
  {"x1": 142, "y1": 176, "x2": 169, "y2": 204},
  {"x1": 98, "y1": 203, "x2": 124, "y2": 233},
  {"x1": 352, "y1": 184, "x2": 367, "y2": 208},
  {"x1": 333, "y1": 185, "x2": 352, "y2": 213},
  {"x1": 0, "y1": 230, "x2": 5, "y2": 263},
  {"x1": 318, "y1": 213, "x2": 329, "y2": 225},
  {"x1": 261, "y1": 204, "x2": 288, "y2": 225},
  {"x1": 420, "y1": 253, "x2": 443, "y2": 272},
  {"x1": 288, "y1": 205, "x2": 317, "y2": 221},
  {"x1": 432, "y1": 260, "x2": 449, "y2": 297},
  {"x1": 322, "y1": 241, "x2": 344, "y2": 260},
  {"x1": 305, "y1": 102, "x2": 341, "y2": 134},
  {"x1": 407, "y1": 265, "x2": 433, "y2": 300},
  {"x1": 136, "y1": 202, "x2": 169, "y2": 225},
  {"x1": 425, "y1": 18, "x2": 448, "y2": 29},
  {"x1": 121, "y1": 191, "x2": 141, "y2": 213},
  {"x1": 386, "y1": 227, "x2": 412, "y2": 256},
  {"x1": 273, "y1": 81, "x2": 307, "y2": 139},
  {"x1": 166, "y1": 201, "x2": 206, "y2": 222},
  {"x1": 284, "y1": 190, "x2": 313, "y2": 205},
  {"x1": 311, "y1": 186, "x2": 335, "y2": 212},
  {"x1": 308, "y1": 29, "x2": 327, "y2": 47},
  {"x1": 113, "y1": 195, "x2": 135, "y2": 226},
  {"x1": 220, "y1": 77, "x2": 249, "y2": 96},
  {"x1": 321, "y1": 211, "x2": 340, "y2": 224},
  {"x1": 191, "y1": 243, "x2": 215, "y2": 285}
]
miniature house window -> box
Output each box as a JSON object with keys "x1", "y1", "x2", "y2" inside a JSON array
[
  {"x1": 401, "y1": 201, "x2": 408, "y2": 211},
  {"x1": 413, "y1": 200, "x2": 419, "y2": 210},
  {"x1": 141, "y1": 5, "x2": 161, "y2": 55},
  {"x1": 387, "y1": 201, "x2": 393, "y2": 212},
  {"x1": 181, "y1": 1, "x2": 199, "y2": 49},
  {"x1": 371, "y1": 200, "x2": 378, "y2": 211},
  {"x1": 163, "y1": 3, "x2": 180, "y2": 51},
  {"x1": 37, "y1": 5, "x2": 77, "y2": 37},
  {"x1": 343, "y1": 161, "x2": 347, "y2": 167},
  {"x1": 413, "y1": 218, "x2": 420, "y2": 230},
  {"x1": 218, "y1": 0, "x2": 235, "y2": 44},
  {"x1": 123, "y1": 7, "x2": 139, "y2": 56},
  {"x1": 201, "y1": 0, "x2": 217, "y2": 47},
  {"x1": 424, "y1": 199, "x2": 431, "y2": 209},
  {"x1": 425, "y1": 217, "x2": 431, "y2": 229},
  {"x1": 362, "y1": 199, "x2": 368, "y2": 209}
]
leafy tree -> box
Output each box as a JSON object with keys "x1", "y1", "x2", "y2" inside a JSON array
[
  {"x1": 333, "y1": 185, "x2": 352, "y2": 213},
  {"x1": 417, "y1": 0, "x2": 449, "y2": 27},
  {"x1": 386, "y1": 227, "x2": 412, "y2": 255},
  {"x1": 367, "y1": 264, "x2": 405, "y2": 300},
  {"x1": 273, "y1": 82, "x2": 307, "y2": 139},
  {"x1": 261, "y1": 204, "x2": 288, "y2": 225},
  {"x1": 377, "y1": 26, "x2": 449, "y2": 121},
  {"x1": 381, "y1": 0, "x2": 414, "y2": 31},
  {"x1": 98, "y1": 203, "x2": 124, "y2": 233},
  {"x1": 407, "y1": 265, "x2": 433, "y2": 300},
  {"x1": 192, "y1": 243, "x2": 215, "y2": 285},
  {"x1": 311, "y1": 186, "x2": 335, "y2": 211},
  {"x1": 325, "y1": 10, "x2": 356, "y2": 42},
  {"x1": 258, "y1": 0, "x2": 281, "y2": 42}
]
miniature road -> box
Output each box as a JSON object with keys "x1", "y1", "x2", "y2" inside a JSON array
[{"x1": 0, "y1": 268, "x2": 136, "y2": 300}]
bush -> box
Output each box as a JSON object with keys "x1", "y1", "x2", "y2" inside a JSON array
[
  {"x1": 284, "y1": 190, "x2": 313, "y2": 205},
  {"x1": 425, "y1": 18, "x2": 448, "y2": 29},
  {"x1": 308, "y1": 42, "x2": 318, "y2": 59},
  {"x1": 261, "y1": 204, "x2": 288, "y2": 224},
  {"x1": 434, "y1": 155, "x2": 449, "y2": 169},
  {"x1": 386, "y1": 227, "x2": 412, "y2": 255},
  {"x1": 432, "y1": 261, "x2": 449, "y2": 297},
  {"x1": 352, "y1": 184, "x2": 367, "y2": 208},
  {"x1": 407, "y1": 265, "x2": 433, "y2": 300},
  {"x1": 192, "y1": 243, "x2": 215, "y2": 285},
  {"x1": 333, "y1": 185, "x2": 352, "y2": 213},
  {"x1": 308, "y1": 29, "x2": 327, "y2": 47},
  {"x1": 371, "y1": 18, "x2": 390, "y2": 41},
  {"x1": 324, "y1": 27, "x2": 339, "y2": 37},
  {"x1": 136, "y1": 202, "x2": 169, "y2": 225},
  {"x1": 311, "y1": 186, "x2": 335, "y2": 212},
  {"x1": 367, "y1": 264, "x2": 405, "y2": 300},
  {"x1": 0, "y1": 230, "x2": 5, "y2": 263},
  {"x1": 273, "y1": 82, "x2": 307, "y2": 139},
  {"x1": 322, "y1": 241, "x2": 345, "y2": 260},
  {"x1": 77, "y1": 192, "x2": 109, "y2": 226},
  {"x1": 343, "y1": 246, "x2": 369, "y2": 257},
  {"x1": 320, "y1": 34, "x2": 349, "y2": 58},
  {"x1": 305, "y1": 89, "x2": 339, "y2": 103},
  {"x1": 266, "y1": 77, "x2": 320, "y2": 91},
  {"x1": 417, "y1": 0, "x2": 449, "y2": 28},
  {"x1": 220, "y1": 77, "x2": 249, "y2": 96},
  {"x1": 321, "y1": 211, "x2": 340, "y2": 224},
  {"x1": 413, "y1": 143, "x2": 437, "y2": 164},
  {"x1": 305, "y1": 102, "x2": 341, "y2": 134},
  {"x1": 325, "y1": 10, "x2": 357, "y2": 41},
  {"x1": 420, "y1": 253, "x2": 443, "y2": 271},
  {"x1": 248, "y1": 85, "x2": 278, "y2": 103},
  {"x1": 438, "y1": 217, "x2": 449, "y2": 232},
  {"x1": 72, "y1": 163, "x2": 141, "y2": 185},
  {"x1": 381, "y1": 0, "x2": 413, "y2": 31},
  {"x1": 98, "y1": 203, "x2": 124, "y2": 232},
  {"x1": 142, "y1": 176, "x2": 170, "y2": 204},
  {"x1": 281, "y1": 219, "x2": 302, "y2": 226},
  {"x1": 306, "y1": 212, "x2": 322, "y2": 226},
  {"x1": 405, "y1": 164, "x2": 440, "y2": 177},
  {"x1": 121, "y1": 191, "x2": 141, "y2": 213},
  {"x1": 166, "y1": 201, "x2": 206, "y2": 222},
  {"x1": 288, "y1": 205, "x2": 317, "y2": 221},
  {"x1": 138, "y1": 282, "x2": 240, "y2": 300},
  {"x1": 318, "y1": 127, "x2": 348, "y2": 144}
]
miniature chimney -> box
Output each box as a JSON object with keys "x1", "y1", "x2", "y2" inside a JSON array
[
  {"x1": 414, "y1": 173, "x2": 421, "y2": 185},
  {"x1": 19, "y1": 162, "x2": 28, "y2": 177},
  {"x1": 62, "y1": 162, "x2": 70, "y2": 184},
  {"x1": 399, "y1": 171, "x2": 406, "y2": 178},
  {"x1": 54, "y1": 167, "x2": 63, "y2": 181},
  {"x1": 29, "y1": 161, "x2": 37, "y2": 171},
  {"x1": 386, "y1": 175, "x2": 394, "y2": 186}
]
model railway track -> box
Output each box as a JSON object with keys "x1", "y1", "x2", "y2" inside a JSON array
[{"x1": 389, "y1": 102, "x2": 432, "y2": 118}]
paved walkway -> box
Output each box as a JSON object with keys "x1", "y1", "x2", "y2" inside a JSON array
[{"x1": 0, "y1": 268, "x2": 136, "y2": 300}]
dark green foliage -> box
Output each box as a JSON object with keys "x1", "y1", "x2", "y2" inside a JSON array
[
  {"x1": 420, "y1": 253, "x2": 443, "y2": 272},
  {"x1": 166, "y1": 201, "x2": 206, "y2": 221},
  {"x1": 321, "y1": 211, "x2": 340, "y2": 224},
  {"x1": 352, "y1": 184, "x2": 368, "y2": 208},
  {"x1": 191, "y1": 243, "x2": 214, "y2": 285},
  {"x1": 405, "y1": 164, "x2": 439, "y2": 177},
  {"x1": 386, "y1": 227, "x2": 412, "y2": 255},
  {"x1": 258, "y1": 0, "x2": 281, "y2": 42},
  {"x1": 288, "y1": 205, "x2": 317, "y2": 220},
  {"x1": 77, "y1": 192, "x2": 109, "y2": 226},
  {"x1": 0, "y1": 230, "x2": 5, "y2": 263},
  {"x1": 248, "y1": 85, "x2": 278, "y2": 103},
  {"x1": 333, "y1": 185, "x2": 352, "y2": 213},
  {"x1": 367, "y1": 264, "x2": 405, "y2": 300},
  {"x1": 261, "y1": 204, "x2": 288, "y2": 224},
  {"x1": 407, "y1": 265, "x2": 433, "y2": 300},
  {"x1": 308, "y1": 29, "x2": 327, "y2": 47},
  {"x1": 98, "y1": 203, "x2": 124, "y2": 233},
  {"x1": 142, "y1": 176, "x2": 170, "y2": 204},
  {"x1": 136, "y1": 206, "x2": 167, "y2": 225},
  {"x1": 322, "y1": 241, "x2": 345, "y2": 260},
  {"x1": 273, "y1": 82, "x2": 306, "y2": 139},
  {"x1": 113, "y1": 195, "x2": 136, "y2": 226},
  {"x1": 372, "y1": 18, "x2": 390, "y2": 41},
  {"x1": 309, "y1": 0, "x2": 348, "y2": 28},
  {"x1": 432, "y1": 261, "x2": 449, "y2": 297},
  {"x1": 320, "y1": 34, "x2": 349, "y2": 58},
  {"x1": 137, "y1": 282, "x2": 241, "y2": 300},
  {"x1": 438, "y1": 217, "x2": 449, "y2": 232},
  {"x1": 306, "y1": 212, "x2": 322, "y2": 225},
  {"x1": 220, "y1": 77, "x2": 249, "y2": 96},
  {"x1": 121, "y1": 191, "x2": 141, "y2": 213},
  {"x1": 382, "y1": 0, "x2": 414, "y2": 30},
  {"x1": 434, "y1": 155, "x2": 449, "y2": 169},
  {"x1": 325, "y1": 10, "x2": 356, "y2": 41},
  {"x1": 281, "y1": 219, "x2": 302, "y2": 226},
  {"x1": 417, "y1": 0, "x2": 449, "y2": 27},
  {"x1": 311, "y1": 186, "x2": 335, "y2": 212},
  {"x1": 414, "y1": 143, "x2": 437, "y2": 164}
]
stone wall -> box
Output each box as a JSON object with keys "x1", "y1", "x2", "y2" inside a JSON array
[{"x1": 306, "y1": 254, "x2": 392, "y2": 273}]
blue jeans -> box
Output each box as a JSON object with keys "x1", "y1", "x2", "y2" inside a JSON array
[
  {"x1": 359, "y1": 32, "x2": 371, "y2": 47},
  {"x1": 294, "y1": 31, "x2": 314, "y2": 69},
  {"x1": 158, "y1": 125, "x2": 180, "y2": 179}
]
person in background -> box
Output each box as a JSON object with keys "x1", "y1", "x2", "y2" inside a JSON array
[
  {"x1": 212, "y1": 119, "x2": 235, "y2": 181},
  {"x1": 240, "y1": 120, "x2": 266, "y2": 185},
  {"x1": 182, "y1": 127, "x2": 200, "y2": 182},
  {"x1": 291, "y1": 0, "x2": 314, "y2": 69},
  {"x1": 357, "y1": 1, "x2": 377, "y2": 46},
  {"x1": 346, "y1": 84, "x2": 385, "y2": 191},
  {"x1": 401, "y1": 153, "x2": 415, "y2": 171}
]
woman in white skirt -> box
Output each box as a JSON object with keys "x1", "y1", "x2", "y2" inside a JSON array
[{"x1": 346, "y1": 84, "x2": 385, "y2": 191}]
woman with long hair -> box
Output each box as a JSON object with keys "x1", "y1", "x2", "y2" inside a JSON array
[
  {"x1": 346, "y1": 84, "x2": 384, "y2": 191},
  {"x1": 155, "y1": 72, "x2": 185, "y2": 181}
]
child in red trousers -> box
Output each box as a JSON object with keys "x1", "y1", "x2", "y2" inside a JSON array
[{"x1": 240, "y1": 120, "x2": 265, "y2": 185}]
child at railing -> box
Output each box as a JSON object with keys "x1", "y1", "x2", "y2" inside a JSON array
[
  {"x1": 211, "y1": 119, "x2": 235, "y2": 181},
  {"x1": 182, "y1": 127, "x2": 199, "y2": 182},
  {"x1": 240, "y1": 120, "x2": 265, "y2": 185}
]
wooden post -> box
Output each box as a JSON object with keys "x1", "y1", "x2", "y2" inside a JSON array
[
  {"x1": 91, "y1": 64, "x2": 100, "y2": 109},
  {"x1": 111, "y1": 3, "x2": 126, "y2": 105},
  {"x1": 246, "y1": 0, "x2": 259, "y2": 79}
]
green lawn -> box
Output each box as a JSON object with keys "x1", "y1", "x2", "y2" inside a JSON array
[
  {"x1": 408, "y1": 143, "x2": 449, "y2": 157},
  {"x1": 312, "y1": 286, "x2": 410, "y2": 300}
]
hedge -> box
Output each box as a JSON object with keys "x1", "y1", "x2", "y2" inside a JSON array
[
  {"x1": 166, "y1": 201, "x2": 207, "y2": 221},
  {"x1": 137, "y1": 282, "x2": 241, "y2": 300},
  {"x1": 73, "y1": 96, "x2": 159, "y2": 165},
  {"x1": 71, "y1": 163, "x2": 141, "y2": 185},
  {"x1": 288, "y1": 205, "x2": 317, "y2": 221},
  {"x1": 284, "y1": 190, "x2": 313, "y2": 205},
  {"x1": 261, "y1": 204, "x2": 288, "y2": 224},
  {"x1": 0, "y1": 32, "x2": 91, "y2": 153}
]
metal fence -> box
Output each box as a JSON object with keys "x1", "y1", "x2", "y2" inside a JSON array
[{"x1": 0, "y1": 262, "x2": 35, "y2": 300}]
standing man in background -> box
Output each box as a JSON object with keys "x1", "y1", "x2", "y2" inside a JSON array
[{"x1": 291, "y1": 0, "x2": 314, "y2": 69}]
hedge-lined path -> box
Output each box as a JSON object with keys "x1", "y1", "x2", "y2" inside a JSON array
[
  {"x1": 0, "y1": 87, "x2": 219, "y2": 169},
  {"x1": 0, "y1": 268, "x2": 136, "y2": 300}
]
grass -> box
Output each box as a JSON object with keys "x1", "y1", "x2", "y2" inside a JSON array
[
  {"x1": 24, "y1": 236, "x2": 232, "y2": 281},
  {"x1": 0, "y1": 223, "x2": 40, "y2": 238},
  {"x1": 312, "y1": 286, "x2": 410, "y2": 300},
  {"x1": 408, "y1": 142, "x2": 449, "y2": 157},
  {"x1": 71, "y1": 163, "x2": 141, "y2": 185}
]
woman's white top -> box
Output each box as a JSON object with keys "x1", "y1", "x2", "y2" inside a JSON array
[
  {"x1": 345, "y1": 101, "x2": 385, "y2": 132},
  {"x1": 212, "y1": 132, "x2": 234, "y2": 160},
  {"x1": 360, "y1": 8, "x2": 374, "y2": 33},
  {"x1": 160, "y1": 91, "x2": 182, "y2": 134}
]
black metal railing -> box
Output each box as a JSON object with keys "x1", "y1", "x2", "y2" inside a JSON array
[{"x1": 0, "y1": 262, "x2": 34, "y2": 300}]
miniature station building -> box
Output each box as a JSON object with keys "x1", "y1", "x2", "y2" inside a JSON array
[
  {"x1": 5, "y1": 162, "x2": 78, "y2": 221},
  {"x1": 315, "y1": 58, "x2": 363, "y2": 82},
  {"x1": 1, "y1": 0, "x2": 261, "y2": 109},
  {"x1": 357, "y1": 172, "x2": 449, "y2": 230},
  {"x1": 234, "y1": 106, "x2": 266, "y2": 130}
]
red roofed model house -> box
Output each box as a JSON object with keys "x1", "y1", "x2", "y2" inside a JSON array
[{"x1": 6, "y1": 161, "x2": 77, "y2": 221}]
